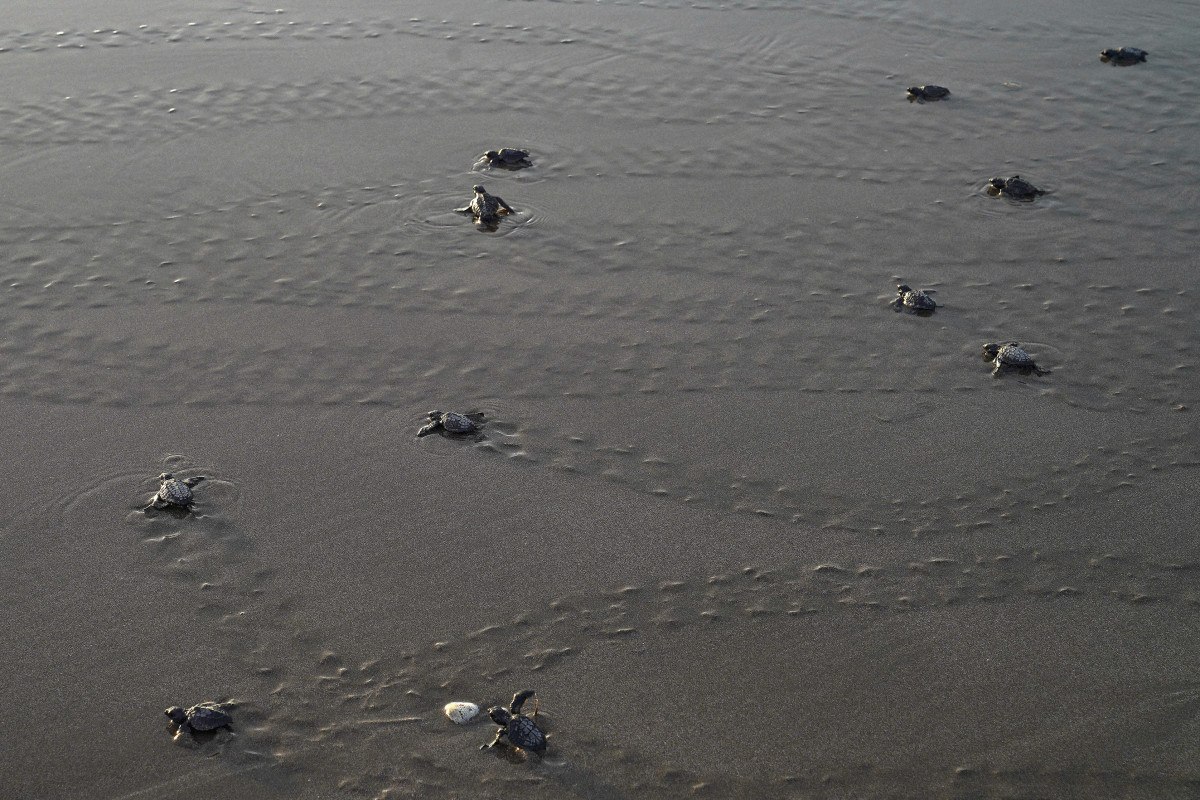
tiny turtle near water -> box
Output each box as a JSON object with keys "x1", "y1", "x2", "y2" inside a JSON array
[
  {"x1": 417, "y1": 410, "x2": 482, "y2": 438},
  {"x1": 1100, "y1": 47, "x2": 1148, "y2": 65},
  {"x1": 982, "y1": 341, "x2": 1050, "y2": 377},
  {"x1": 481, "y1": 689, "x2": 547, "y2": 756},
  {"x1": 894, "y1": 284, "x2": 937, "y2": 313},
  {"x1": 455, "y1": 184, "x2": 515, "y2": 226},
  {"x1": 988, "y1": 175, "x2": 1044, "y2": 202},
  {"x1": 145, "y1": 472, "x2": 204, "y2": 511},
  {"x1": 907, "y1": 85, "x2": 950, "y2": 102},
  {"x1": 165, "y1": 702, "x2": 232, "y2": 735},
  {"x1": 480, "y1": 148, "x2": 532, "y2": 169}
]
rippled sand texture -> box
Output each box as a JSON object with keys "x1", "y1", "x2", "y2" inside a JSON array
[{"x1": 1, "y1": 0, "x2": 1198, "y2": 798}]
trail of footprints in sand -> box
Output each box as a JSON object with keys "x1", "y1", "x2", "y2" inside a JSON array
[
  {"x1": 7, "y1": 7, "x2": 1196, "y2": 794},
  {"x1": 0, "y1": 68, "x2": 1190, "y2": 150},
  {"x1": 0, "y1": 2, "x2": 1171, "y2": 63},
  {"x1": 1, "y1": 10, "x2": 1194, "y2": 149},
  {"x1": 240, "y1": 550, "x2": 1200, "y2": 797},
  {"x1": 112, "y1": 458, "x2": 291, "y2": 766}
]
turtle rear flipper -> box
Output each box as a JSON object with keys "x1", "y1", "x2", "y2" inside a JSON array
[{"x1": 510, "y1": 689, "x2": 537, "y2": 715}]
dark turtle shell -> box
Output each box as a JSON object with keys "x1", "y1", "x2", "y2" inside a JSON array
[
  {"x1": 897, "y1": 285, "x2": 936, "y2": 311},
  {"x1": 156, "y1": 477, "x2": 194, "y2": 507},
  {"x1": 506, "y1": 715, "x2": 547, "y2": 754},
  {"x1": 989, "y1": 175, "x2": 1043, "y2": 201},
  {"x1": 440, "y1": 411, "x2": 477, "y2": 434},
  {"x1": 1100, "y1": 47, "x2": 1147, "y2": 65},
  {"x1": 485, "y1": 148, "x2": 532, "y2": 166},
  {"x1": 993, "y1": 342, "x2": 1036, "y2": 367},
  {"x1": 172, "y1": 702, "x2": 232, "y2": 731},
  {"x1": 907, "y1": 85, "x2": 950, "y2": 101}
]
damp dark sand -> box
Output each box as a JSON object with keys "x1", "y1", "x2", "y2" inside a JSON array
[{"x1": 1, "y1": 1, "x2": 1198, "y2": 798}]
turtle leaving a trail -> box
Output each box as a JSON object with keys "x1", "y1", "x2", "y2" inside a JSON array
[
  {"x1": 907, "y1": 85, "x2": 950, "y2": 102},
  {"x1": 417, "y1": 410, "x2": 483, "y2": 438},
  {"x1": 982, "y1": 341, "x2": 1050, "y2": 377},
  {"x1": 481, "y1": 689, "x2": 547, "y2": 756},
  {"x1": 1100, "y1": 47, "x2": 1148, "y2": 65},
  {"x1": 894, "y1": 284, "x2": 937, "y2": 314},
  {"x1": 455, "y1": 184, "x2": 515, "y2": 227},
  {"x1": 987, "y1": 175, "x2": 1045, "y2": 201},
  {"x1": 165, "y1": 702, "x2": 232, "y2": 737},
  {"x1": 479, "y1": 148, "x2": 533, "y2": 169},
  {"x1": 145, "y1": 472, "x2": 204, "y2": 511}
]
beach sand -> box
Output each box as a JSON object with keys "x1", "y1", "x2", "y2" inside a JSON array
[{"x1": 1, "y1": 1, "x2": 1197, "y2": 798}]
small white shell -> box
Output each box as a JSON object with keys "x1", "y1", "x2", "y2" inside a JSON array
[{"x1": 443, "y1": 701, "x2": 480, "y2": 725}]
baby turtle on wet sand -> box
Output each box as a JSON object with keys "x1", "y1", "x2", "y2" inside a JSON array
[
  {"x1": 417, "y1": 410, "x2": 482, "y2": 438},
  {"x1": 907, "y1": 85, "x2": 950, "y2": 102},
  {"x1": 480, "y1": 148, "x2": 533, "y2": 169},
  {"x1": 987, "y1": 175, "x2": 1045, "y2": 202},
  {"x1": 455, "y1": 184, "x2": 515, "y2": 226},
  {"x1": 982, "y1": 341, "x2": 1050, "y2": 377},
  {"x1": 481, "y1": 689, "x2": 547, "y2": 756},
  {"x1": 894, "y1": 284, "x2": 937, "y2": 313},
  {"x1": 165, "y1": 702, "x2": 232, "y2": 736},
  {"x1": 145, "y1": 472, "x2": 204, "y2": 511},
  {"x1": 1100, "y1": 47, "x2": 1148, "y2": 65}
]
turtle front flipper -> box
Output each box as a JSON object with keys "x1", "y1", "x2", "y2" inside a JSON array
[
  {"x1": 416, "y1": 421, "x2": 442, "y2": 437},
  {"x1": 480, "y1": 727, "x2": 507, "y2": 750},
  {"x1": 454, "y1": 205, "x2": 474, "y2": 214},
  {"x1": 494, "y1": 196, "x2": 515, "y2": 215}
]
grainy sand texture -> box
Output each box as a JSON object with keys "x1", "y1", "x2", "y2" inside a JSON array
[{"x1": 1, "y1": 1, "x2": 1198, "y2": 798}]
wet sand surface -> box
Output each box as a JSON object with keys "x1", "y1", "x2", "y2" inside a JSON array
[{"x1": 1, "y1": 1, "x2": 1198, "y2": 798}]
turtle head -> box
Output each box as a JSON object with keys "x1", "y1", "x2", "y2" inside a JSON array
[
  {"x1": 906, "y1": 86, "x2": 920, "y2": 96},
  {"x1": 1099, "y1": 48, "x2": 1116, "y2": 60},
  {"x1": 896, "y1": 284, "x2": 912, "y2": 295},
  {"x1": 488, "y1": 706, "x2": 512, "y2": 726},
  {"x1": 982, "y1": 342, "x2": 1001, "y2": 359},
  {"x1": 989, "y1": 177, "x2": 1006, "y2": 189},
  {"x1": 165, "y1": 706, "x2": 188, "y2": 724},
  {"x1": 427, "y1": 410, "x2": 442, "y2": 420},
  {"x1": 484, "y1": 150, "x2": 499, "y2": 159},
  {"x1": 472, "y1": 184, "x2": 486, "y2": 194}
]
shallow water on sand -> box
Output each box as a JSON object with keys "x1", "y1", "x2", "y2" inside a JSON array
[{"x1": 1, "y1": 1, "x2": 1198, "y2": 798}]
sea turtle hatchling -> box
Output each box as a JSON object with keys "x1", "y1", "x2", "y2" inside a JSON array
[
  {"x1": 982, "y1": 341, "x2": 1050, "y2": 377},
  {"x1": 987, "y1": 175, "x2": 1045, "y2": 202},
  {"x1": 145, "y1": 472, "x2": 204, "y2": 511},
  {"x1": 165, "y1": 702, "x2": 233, "y2": 736},
  {"x1": 1100, "y1": 47, "x2": 1148, "y2": 65},
  {"x1": 455, "y1": 184, "x2": 515, "y2": 226},
  {"x1": 480, "y1": 689, "x2": 547, "y2": 756},
  {"x1": 894, "y1": 284, "x2": 937, "y2": 313},
  {"x1": 907, "y1": 85, "x2": 951, "y2": 102},
  {"x1": 479, "y1": 148, "x2": 533, "y2": 169},
  {"x1": 417, "y1": 410, "x2": 482, "y2": 438}
]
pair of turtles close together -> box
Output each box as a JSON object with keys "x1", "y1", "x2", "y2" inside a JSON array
[
  {"x1": 456, "y1": 148, "x2": 532, "y2": 228},
  {"x1": 892, "y1": 285, "x2": 1050, "y2": 376},
  {"x1": 164, "y1": 690, "x2": 549, "y2": 757}
]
